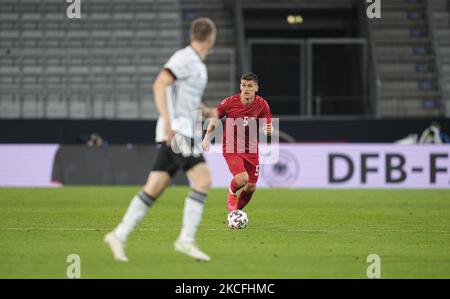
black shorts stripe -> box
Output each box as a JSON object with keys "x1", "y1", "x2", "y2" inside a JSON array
[
  {"x1": 188, "y1": 196, "x2": 205, "y2": 205},
  {"x1": 137, "y1": 190, "x2": 155, "y2": 206},
  {"x1": 190, "y1": 189, "x2": 207, "y2": 198},
  {"x1": 151, "y1": 138, "x2": 206, "y2": 178},
  {"x1": 188, "y1": 190, "x2": 207, "y2": 204}
]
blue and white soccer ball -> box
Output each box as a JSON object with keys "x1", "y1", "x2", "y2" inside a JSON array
[{"x1": 227, "y1": 210, "x2": 248, "y2": 229}]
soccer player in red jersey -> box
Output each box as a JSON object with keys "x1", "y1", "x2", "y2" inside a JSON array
[{"x1": 202, "y1": 72, "x2": 272, "y2": 211}]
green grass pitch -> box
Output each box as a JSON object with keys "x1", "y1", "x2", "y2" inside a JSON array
[{"x1": 0, "y1": 187, "x2": 449, "y2": 278}]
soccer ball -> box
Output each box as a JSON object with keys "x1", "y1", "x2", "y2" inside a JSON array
[{"x1": 227, "y1": 210, "x2": 248, "y2": 229}]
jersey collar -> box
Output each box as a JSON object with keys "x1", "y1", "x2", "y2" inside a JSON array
[{"x1": 188, "y1": 45, "x2": 204, "y2": 61}]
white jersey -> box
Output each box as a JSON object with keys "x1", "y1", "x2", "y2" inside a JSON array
[{"x1": 155, "y1": 46, "x2": 208, "y2": 142}]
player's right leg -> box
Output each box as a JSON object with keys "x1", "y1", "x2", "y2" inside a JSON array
[
  {"x1": 105, "y1": 144, "x2": 175, "y2": 262},
  {"x1": 174, "y1": 162, "x2": 212, "y2": 262},
  {"x1": 237, "y1": 157, "x2": 259, "y2": 210},
  {"x1": 105, "y1": 171, "x2": 171, "y2": 262},
  {"x1": 228, "y1": 172, "x2": 248, "y2": 211},
  {"x1": 224, "y1": 154, "x2": 248, "y2": 211}
]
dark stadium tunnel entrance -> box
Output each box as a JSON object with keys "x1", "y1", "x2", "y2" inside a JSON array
[
  {"x1": 243, "y1": 8, "x2": 359, "y2": 39},
  {"x1": 251, "y1": 42, "x2": 304, "y2": 115},
  {"x1": 243, "y1": 5, "x2": 368, "y2": 116}
]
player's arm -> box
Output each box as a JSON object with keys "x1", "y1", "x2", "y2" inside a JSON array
[
  {"x1": 263, "y1": 122, "x2": 273, "y2": 136},
  {"x1": 202, "y1": 101, "x2": 226, "y2": 151},
  {"x1": 262, "y1": 101, "x2": 273, "y2": 136},
  {"x1": 199, "y1": 103, "x2": 218, "y2": 118},
  {"x1": 205, "y1": 117, "x2": 219, "y2": 134},
  {"x1": 202, "y1": 98, "x2": 228, "y2": 151},
  {"x1": 153, "y1": 69, "x2": 175, "y2": 145},
  {"x1": 202, "y1": 117, "x2": 219, "y2": 152}
]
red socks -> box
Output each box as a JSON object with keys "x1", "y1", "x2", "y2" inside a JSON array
[
  {"x1": 237, "y1": 189, "x2": 254, "y2": 210},
  {"x1": 230, "y1": 179, "x2": 240, "y2": 194},
  {"x1": 230, "y1": 179, "x2": 255, "y2": 210}
]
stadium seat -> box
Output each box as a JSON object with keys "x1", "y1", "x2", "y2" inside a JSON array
[
  {"x1": 0, "y1": 0, "x2": 184, "y2": 119},
  {"x1": 0, "y1": 96, "x2": 21, "y2": 118},
  {"x1": 428, "y1": 0, "x2": 450, "y2": 115}
]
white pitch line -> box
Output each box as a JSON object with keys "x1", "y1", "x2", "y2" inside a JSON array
[{"x1": 1, "y1": 227, "x2": 449, "y2": 233}]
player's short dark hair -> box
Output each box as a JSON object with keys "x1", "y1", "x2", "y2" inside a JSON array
[
  {"x1": 240, "y1": 72, "x2": 259, "y2": 84},
  {"x1": 190, "y1": 17, "x2": 216, "y2": 42}
]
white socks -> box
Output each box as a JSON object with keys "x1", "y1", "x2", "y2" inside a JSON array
[
  {"x1": 113, "y1": 189, "x2": 207, "y2": 244},
  {"x1": 178, "y1": 190, "x2": 207, "y2": 244},
  {"x1": 114, "y1": 191, "x2": 155, "y2": 242}
]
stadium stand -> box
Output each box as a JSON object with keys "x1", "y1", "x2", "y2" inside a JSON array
[
  {"x1": 0, "y1": 0, "x2": 182, "y2": 119},
  {"x1": 1, "y1": 0, "x2": 449, "y2": 119},
  {"x1": 428, "y1": 0, "x2": 450, "y2": 116},
  {"x1": 239, "y1": 0, "x2": 356, "y2": 9},
  {"x1": 371, "y1": 0, "x2": 442, "y2": 117},
  {"x1": 181, "y1": 0, "x2": 236, "y2": 107}
]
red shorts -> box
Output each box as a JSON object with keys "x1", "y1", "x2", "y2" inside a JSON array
[{"x1": 224, "y1": 154, "x2": 259, "y2": 183}]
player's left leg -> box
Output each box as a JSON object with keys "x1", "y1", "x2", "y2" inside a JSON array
[
  {"x1": 181, "y1": 161, "x2": 212, "y2": 244},
  {"x1": 174, "y1": 162, "x2": 212, "y2": 261},
  {"x1": 224, "y1": 154, "x2": 248, "y2": 211},
  {"x1": 105, "y1": 171, "x2": 172, "y2": 262},
  {"x1": 227, "y1": 171, "x2": 248, "y2": 211},
  {"x1": 105, "y1": 143, "x2": 176, "y2": 262},
  {"x1": 237, "y1": 158, "x2": 259, "y2": 210},
  {"x1": 237, "y1": 183, "x2": 256, "y2": 210}
]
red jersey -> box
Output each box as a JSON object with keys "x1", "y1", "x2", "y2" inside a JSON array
[{"x1": 216, "y1": 94, "x2": 272, "y2": 158}]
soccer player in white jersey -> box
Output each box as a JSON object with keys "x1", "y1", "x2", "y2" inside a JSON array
[{"x1": 105, "y1": 18, "x2": 217, "y2": 262}]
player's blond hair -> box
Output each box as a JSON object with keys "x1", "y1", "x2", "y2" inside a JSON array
[{"x1": 190, "y1": 17, "x2": 216, "y2": 42}]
